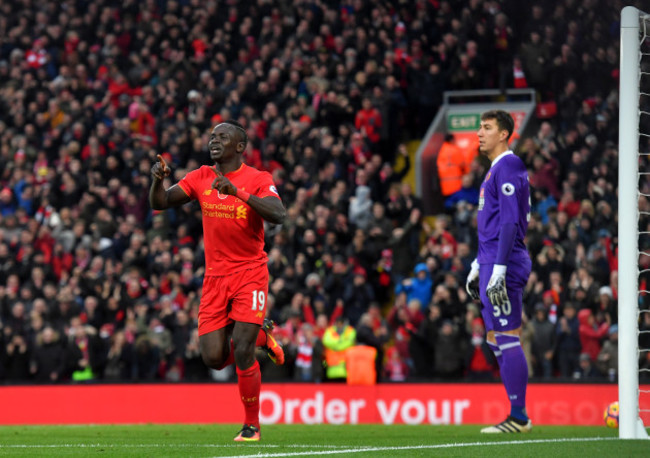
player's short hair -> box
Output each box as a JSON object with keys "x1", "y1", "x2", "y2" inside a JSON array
[
  {"x1": 481, "y1": 110, "x2": 515, "y2": 140},
  {"x1": 222, "y1": 120, "x2": 248, "y2": 148}
]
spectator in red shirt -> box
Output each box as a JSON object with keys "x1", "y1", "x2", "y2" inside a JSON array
[
  {"x1": 557, "y1": 188, "x2": 581, "y2": 218},
  {"x1": 355, "y1": 96, "x2": 383, "y2": 149},
  {"x1": 25, "y1": 38, "x2": 49, "y2": 69},
  {"x1": 577, "y1": 308, "x2": 609, "y2": 362}
]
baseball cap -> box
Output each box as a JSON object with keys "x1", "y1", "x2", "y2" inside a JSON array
[
  {"x1": 353, "y1": 266, "x2": 367, "y2": 278},
  {"x1": 414, "y1": 263, "x2": 428, "y2": 274},
  {"x1": 599, "y1": 286, "x2": 613, "y2": 298}
]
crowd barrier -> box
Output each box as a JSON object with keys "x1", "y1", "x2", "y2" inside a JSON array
[{"x1": 0, "y1": 383, "x2": 637, "y2": 426}]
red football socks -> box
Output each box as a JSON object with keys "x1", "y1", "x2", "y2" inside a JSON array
[
  {"x1": 216, "y1": 340, "x2": 235, "y2": 370},
  {"x1": 217, "y1": 331, "x2": 265, "y2": 371},
  {"x1": 255, "y1": 328, "x2": 267, "y2": 347},
  {"x1": 236, "y1": 360, "x2": 261, "y2": 429}
]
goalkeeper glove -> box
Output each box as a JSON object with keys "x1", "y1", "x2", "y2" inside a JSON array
[
  {"x1": 486, "y1": 265, "x2": 508, "y2": 306},
  {"x1": 465, "y1": 259, "x2": 480, "y2": 301}
]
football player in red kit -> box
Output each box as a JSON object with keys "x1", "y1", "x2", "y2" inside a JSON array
[{"x1": 150, "y1": 120, "x2": 286, "y2": 441}]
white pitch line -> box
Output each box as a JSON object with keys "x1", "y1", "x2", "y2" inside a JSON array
[
  {"x1": 215, "y1": 437, "x2": 619, "y2": 458},
  {"x1": 0, "y1": 437, "x2": 618, "y2": 456}
]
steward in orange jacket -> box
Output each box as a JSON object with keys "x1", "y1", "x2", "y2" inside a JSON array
[{"x1": 437, "y1": 136, "x2": 467, "y2": 196}]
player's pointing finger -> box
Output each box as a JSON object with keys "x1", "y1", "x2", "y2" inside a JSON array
[
  {"x1": 211, "y1": 166, "x2": 222, "y2": 189},
  {"x1": 157, "y1": 154, "x2": 169, "y2": 172}
]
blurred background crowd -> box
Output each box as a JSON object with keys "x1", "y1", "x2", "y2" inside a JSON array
[{"x1": 0, "y1": 0, "x2": 648, "y2": 384}]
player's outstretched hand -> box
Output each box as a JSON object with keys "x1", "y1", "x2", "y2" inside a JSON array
[
  {"x1": 465, "y1": 260, "x2": 480, "y2": 301},
  {"x1": 151, "y1": 154, "x2": 171, "y2": 180},
  {"x1": 486, "y1": 272, "x2": 508, "y2": 306},
  {"x1": 210, "y1": 166, "x2": 236, "y2": 195}
]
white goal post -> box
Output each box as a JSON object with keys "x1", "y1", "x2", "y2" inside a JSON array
[{"x1": 618, "y1": 5, "x2": 649, "y2": 440}]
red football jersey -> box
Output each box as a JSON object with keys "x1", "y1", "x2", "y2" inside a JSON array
[{"x1": 177, "y1": 163, "x2": 280, "y2": 276}]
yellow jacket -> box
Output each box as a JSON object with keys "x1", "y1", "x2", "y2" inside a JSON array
[{"x1": 322, "y1": 325, "x2": 356, "y2": 379}]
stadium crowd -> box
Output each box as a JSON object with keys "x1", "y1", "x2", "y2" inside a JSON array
[{"x1": 0, "y1": 0, "x2": 647, "y2": 384}]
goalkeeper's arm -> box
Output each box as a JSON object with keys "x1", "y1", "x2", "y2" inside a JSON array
[{"x1": 486, "y1": 223, "x2": 517, "y2": 306}]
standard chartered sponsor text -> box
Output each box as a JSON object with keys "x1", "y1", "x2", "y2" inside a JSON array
[{"x1": 201, "y1": 201, "x2": 236, "y2": 218}]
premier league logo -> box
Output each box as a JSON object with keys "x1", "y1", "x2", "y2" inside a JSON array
[{"x1": 501, "y1": 183, "x2": 515, "y2": 196}]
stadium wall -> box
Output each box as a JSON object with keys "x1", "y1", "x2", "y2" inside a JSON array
[{"x1": 0, "y1": 383, "x2": 638, "y2": 426}]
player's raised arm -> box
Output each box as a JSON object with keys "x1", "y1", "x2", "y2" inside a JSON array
[
  {"x1": 244, "y1": 194, "x2": 286, "y2": 225},
  {"x1": 149, "y1": 154, "x2": 192, "y2": 210},
  {"x1": 210, "y1": 166, "x2": 286, "y2": 225}
]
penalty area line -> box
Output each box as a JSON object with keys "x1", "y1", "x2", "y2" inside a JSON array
[{"x1": 216, "y1": 437, "x2": 618, "y2": 458}]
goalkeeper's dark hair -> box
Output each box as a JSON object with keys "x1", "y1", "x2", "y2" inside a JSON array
[
  {"x1": 481, "y1": 110, "x2": 515, "y2": 140},
  {"x1": 222, "y1": 120, "x2": 248, "y2": 148}
]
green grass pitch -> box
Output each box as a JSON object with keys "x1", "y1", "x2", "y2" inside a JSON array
[{"x1": 0, "y1": 424, "x2": 647, "y2": 457}]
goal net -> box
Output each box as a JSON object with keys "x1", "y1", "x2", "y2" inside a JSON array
[{"x1": 619, "y1": 6, "x2": 650, "y2": 440}]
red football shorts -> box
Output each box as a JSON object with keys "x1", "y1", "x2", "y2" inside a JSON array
[{"x1": 198, "y1": 263, "x2": 269, "y2": 336}]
